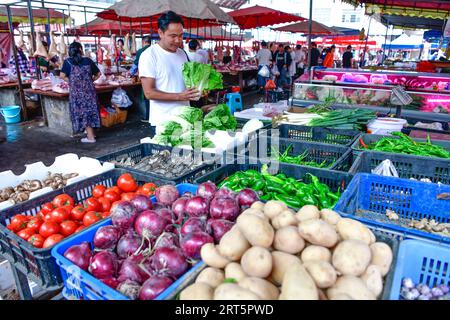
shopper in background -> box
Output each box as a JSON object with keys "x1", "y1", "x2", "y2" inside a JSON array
[
  {"x1": 60, "y1": 42, "x2": 101, "y2": 143},
  {"x1": 197, "y1": 41, "x2": 210, "y2": 63},
  {"x1": 309, "y1": 42, "x2": 321, "y2": 67},
  {"x1": 342, "y1": 45, "x2": 353, "y2": 69},
  {"x1": 270, "y1": 42, "x2": 278, "y2": 62},
  {"x1": 287, "y1": 45, "x2": 296, "y2": 84},
  {"x1": 294, "y1": 44, "x2": 306, "y2": 76},
  {"x1": 376, "y1": 50, "x2": 384, "y2": 66},
  {"x1": 275, "y1": 44, "x2": 292, "y2": 88},
  {"x1": 256, "y1": 40, "x2": 272, "y2": 93},
  {"x1": 187, "y1": 39, "x2": 208, "y2": 63},
  {"x1": 323, "y1": 46, "x2": 335, "y2": 68}
]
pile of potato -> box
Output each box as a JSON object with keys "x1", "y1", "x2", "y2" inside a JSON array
[{"x1": 179, "y1": 201, "x2": 394, "y2": 300}]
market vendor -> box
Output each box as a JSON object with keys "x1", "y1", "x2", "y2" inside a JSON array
[
  {"x1": 37, "y1": 42, "x2": 57, "y2": 73},
  {"x1": 139, "y1": 11, "x2": 199, "y2": 128}
]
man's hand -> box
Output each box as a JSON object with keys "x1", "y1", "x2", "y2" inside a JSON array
[{"x1": 178, "y1": 87, "x2": 200, "y2": 101}]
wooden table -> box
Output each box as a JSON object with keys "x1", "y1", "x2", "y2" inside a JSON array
[{"x1": 24, "y1": 82, "x2": 144, "y2": 136}]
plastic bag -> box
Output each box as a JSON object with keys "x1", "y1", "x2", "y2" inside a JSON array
[
  {"x1": 271, "y1": 65, "x2": 280, "y2": 77},
  {"x1": 371, "y1": 159, "x2": 399, "y2": 177},
  {"x1": 111, "y1": 88, "x2": 133, "y2": 109},
  {"x1": 258, "y1": 65, "x2": 270, "y2": 78}
]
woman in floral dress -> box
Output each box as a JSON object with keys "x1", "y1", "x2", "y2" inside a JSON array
[{"x1": 60, "y1": 42, "x2": 101, "y2": 143}]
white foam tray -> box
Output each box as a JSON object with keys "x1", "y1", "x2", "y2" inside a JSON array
[{"x1": 0, "y1": 153, "x2": 115, "y2": 211}]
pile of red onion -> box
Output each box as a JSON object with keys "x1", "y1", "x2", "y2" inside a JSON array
[{"x1": 63, "y1": 182, "x2": 258, "y2": 300}]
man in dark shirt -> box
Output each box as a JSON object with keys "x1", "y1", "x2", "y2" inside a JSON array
[
  {"x1": 342, "y1": 45, "x2": 353, "y2": 69},
  {"x1": 309, "y1": 42, "x2": 320, "y2": 67},
  {"x1": 275, "y1": 44, "x2": 292, "y2": 88}
]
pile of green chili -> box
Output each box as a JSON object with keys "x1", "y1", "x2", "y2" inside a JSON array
[
  {"x1": 272, "y1": 145, "x2": 334, "y2": 168},
  {"x1": 360, "y1": 132, "x2": 450, "y2": 159},
  {"x1": 217, "y1": 165, "x2": 341, "y2": 209}
]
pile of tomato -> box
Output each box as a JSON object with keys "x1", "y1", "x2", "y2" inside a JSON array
[{"x1": 6, "y1": 173, "x2": 157, "y2": 249}]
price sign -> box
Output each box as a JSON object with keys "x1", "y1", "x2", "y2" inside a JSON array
[{"x1": 390, "y1": 86, "x2": 413, "y2": 106}]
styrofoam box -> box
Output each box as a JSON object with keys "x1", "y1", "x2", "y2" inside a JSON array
[{"x1": 0, "y1": 153, "x2": 115, "y2": 210}]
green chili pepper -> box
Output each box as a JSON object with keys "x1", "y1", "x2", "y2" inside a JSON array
[
  {"x1": 252, "y1": 180, "x2": 266, "y2": 191},
  {"x1": 273, "y1": 194, "x2": 302, "y2": 209},
  {"x1": 265, "y1": 175, "x2": 286, "y2": 186}
]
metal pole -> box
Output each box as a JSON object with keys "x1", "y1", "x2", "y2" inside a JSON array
[
  {"x1": 307, "y1": 0, "x2": 313, "y2": 82},
  {"x1": 6, "y1": 4, "x2": 28, "y2": 120},
  {"x1": 84, "y1": 6, "x2": 88, "y2": 35},
  {"x1": 360, "y1": 15, "x2": 372, "y2": 68},
  {"x1": 382, "y1": 23, "x2": 389, "y2": 64},
  {"x1": 27, "y1": 0, "x2": 36, "y2": 54}
]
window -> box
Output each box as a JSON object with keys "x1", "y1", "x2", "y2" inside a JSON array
[
  {"x1": 350, "y1": 15, "x2": 356, "y2": 23},
  {"x1": 342, "y1": 15, "x2": 346, "y2": 22}
]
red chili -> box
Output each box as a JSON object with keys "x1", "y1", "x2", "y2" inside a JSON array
[{"x1": 359, "y1": 137, "x2": 368, "y2": 149}]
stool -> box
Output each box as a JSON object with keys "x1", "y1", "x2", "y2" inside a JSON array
[{"x1": 225, "y1": 93, "x2": 243, "y2": 114}]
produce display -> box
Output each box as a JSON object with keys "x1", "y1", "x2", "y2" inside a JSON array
[
  {"x1": 109, "y1": 150, "x2": 204, "y2": 178},
  {"x1": 217, "y1": 166, "x2": 341, "y2": 209},
  {"x1": 62, "y1": 182, "x2": 258, "y2": 300},
  {"x1": 178, "y1": 203, "x2": 394, "y2": 300},
  {"x1": 359, "y1": 132, "x2": 450, "y2": 159},
  {"x1": 182, "y1": 62, "x2": 223, "y2": 93},
  {"x1": 6, "y1": 173, "x2": 157, "y2": 248},
  {"x1": 0, "y1": 172, "x2": 78, "y2": 204},
  {"x1": 401, "y1": 278, "x2": 449, "y2": 300},
  {"x1": 385, "y1": 209, "x2": 450, "y2": 237},
  {"x1": 272, "y1": 146, "x2": 333, "y2": 168}
]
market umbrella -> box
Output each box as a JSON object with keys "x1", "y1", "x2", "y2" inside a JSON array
[
  {"x1": 274, "y1": 20, "x2": 342, "y2": 35},
  {"x1": 68, "y1": 17, "x2": 154, "y2": 35},
  {"x1": 97, "y1": 0, "x2": 235, "y2": 26},
  {"x1": 185, "y1": 26, "x2": 242, "y2": 41},
  {"x1": 228, "y1": 5, "x2": 305, "y2": 30}
]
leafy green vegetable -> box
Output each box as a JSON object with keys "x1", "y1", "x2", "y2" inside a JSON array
[
  {"x1": 173, "y1": 106, "x2": 203, "y2": 125},
  {"x1": 203, "y1": 104, "x2": 237, "y2": 131},
  {"x1": 182, "y1": 62, "x2": 223, "y2": 92},
  {"x1": 154, "y1": 121, "x2": 184, "y2": 146}
]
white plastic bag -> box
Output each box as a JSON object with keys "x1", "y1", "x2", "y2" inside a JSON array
[
  {"x1": 111, "y1": 88, "x2": 133, "y2": 109},
  {"x1": 258, "y1": 65, "x2": 270, "y2": 78},
  {"x1": 271, "y1": 65, "x2": 280, "y2": 77},
  {"x1": 371, "y1": 159, "x2": 399, "y2": 177}
]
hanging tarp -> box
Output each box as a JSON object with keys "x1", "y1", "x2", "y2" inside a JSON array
[{"x1": 0, "y1": 7, "x2": 72, "y2": 24}]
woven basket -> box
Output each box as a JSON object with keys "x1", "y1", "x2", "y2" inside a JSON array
[{"x1": 101, "y1": 105, "x2": 127, "y2": 128}]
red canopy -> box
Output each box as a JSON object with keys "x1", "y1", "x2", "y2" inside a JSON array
[
  {"x1": 345, "y1": 0, "x2": 450, "y2": 11},
  {"x1": 228, "y1": 5, "x2": 305, "y2": 29},
  {"x1": 323, "y1": 36, "x2": 378, "y2": 46},
  {"x1": 68, "y1": 18, "x2": 153, "y2": 35}
]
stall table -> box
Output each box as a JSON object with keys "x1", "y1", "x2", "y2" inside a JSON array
[
  {"x1": 24, "y1": 82, "x2": 144, "y2": 136},
  {"x1": 218, "y1": 68, "x2": 258, "y2": 92}
]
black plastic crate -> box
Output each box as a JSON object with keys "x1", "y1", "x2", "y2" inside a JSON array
[
  {"x1": 96, "y1": 143, "x2": 222, "y2": 184},
  {"x1": 245, "y1": 135, "x2": 353, "y2": 171},
  {"x1": 273, "y1": 124, "x2": 361, "y2": 146},
  {"x1": 349, "y1": 151, "x2": 450, "y2": 184},
  {"x1": 0, "y1": 169, "x2": 170, "y2": 290},
  {"x1": 195, "y1": 160, "x2": 354, "y2": 193}
]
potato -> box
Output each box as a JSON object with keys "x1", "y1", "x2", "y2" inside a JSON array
[
  {"x1": 368, "y1": 229, "x2": 376, "y2": 245},
  {"x1": 327, "y1": 276, "x2": 376, "y2": 300},
  {"x1": 241, "y1": 208, "x2": 268, "y2": 221},
  {"x1": 304, "y1": 261, "x2": 337, "y2": 289},
  {"x1": 271, "y1": 210, "x2": 298, "y2": 230},
  {"x1": 270, "y1": 251, "x2": 302, "y2": 286},
  {"x1": 214, "y1": 283, "x2": 260, "y2": 300},
  {"x1": 241, "y1": 246, "x2": 272, "y2": 278},
  {"x1": 238, "y1": 277, "x2": 280, "y2": 300},
  {"x1": 301, "y1": 245, "x2": 332, "y2": 263},
  {"x1": 370, "y1": 242, "x2": 393, "y2": 276},
  {"x1": 328, "y1": 293, "x2": 353, "y2": 300},
  {"x1": 361, "y1": 265, "x2": 383, "y2": 298},
  {"x1": 296, "y1": 205, "x2": 320, "y2": 222},
  {"x1": 320, "y1": 209, "x2": 341, "y2": 225},
  {"x1": 336, "y1": 218, "x2": 372, "y2": 245},
  {"x1": 251, "y1": 201, "x2": 265, "y2": 211},
  {"x1": 180, "y1": 283, "x2": 214, "y2": 300},
  {"x1": 298, "y1": 219, "x2": 338, "y2": 248},
  {"x1": 318, "y1": 289, "x2": 328, "y2": 300},
  {"x1": 263, "y1": 200, "x2": 287, "y2": 219},
  {"x1": 196, "y1": 267, "x2": 225, "y2": 288},
  {"x1": 237, "y1": 214, "x2": 274, "y2": 248},
  {"x1": 201, "y1": 243, "x2": 231, "y2": 268},
  {"x1": 273, "y1": 226, "x2": 305, "y2": 254},
  {"x1": 279, "y1": 263, "x2": 319, "y2": 300},
  {"x1": 332, "y1": 240, "x2": 372, "y2": 276},
  {"x1": 218, "y1": 226, "x2": 251, "y2": 261},
  {"x1": 225, "y1": 262, "x2": 247, "y2": 282}
]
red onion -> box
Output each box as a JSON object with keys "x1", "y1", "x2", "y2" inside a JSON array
[
  {"x1": 116, "y1": 230, "x2": 143, "y2": 259},
  {"x1": 209, "y1": 197, "x2": 240, "y2": 221},
  {"x1": 117, "y1": 279, "x2": 141, "y2": 300},
  {"x1": 171, "y1": 197, "x2": 189, "y2": 219},
  {"x1": 237, "y1": 188, "x2": 259, "y2": 207},
  {"x1": 207, "y1": 219, "x2": 234, "y2": 243},
  {"x1": 89, "y1": 251, "x2": 118, "y2": 279},
  {"x1": 93, "y1": 225, "x2": 121, "y2": 250},
  {"x1": 157, "y1": 208, "x2": 175, "y2": 222},
  {"x1": 214, "y1": 187, "x2": 237, "y2": 199},
  {"x1": 110, "y1": 201, "x2": 138, "y2": 231},
  {"x1": 134, "y1": 210, "x2": 170, "y2": 239},
  {"x1": 180, "y1": 217, "x2": 207, "y2": 236},
  {"x1": 117, "y1": 256, "x2": 149, "y2": 284},
  {"x1": 100, "y1": 277, "x2": 120, "y2": 290},
  {"x1": 154, "y1": 232, "x2": 179, "y2": 250},
  {"x1": 180, "y1": 231, "x2": 214, "y2": 260},
  {"x1": 196, "y1": 181, "x2": 217, "y2": 201},
  {"x1": 151, "y1": 247, "x2": 189, "y2": 278},
  {"x1": 64, "y1": 242, "x2": 92, "y2": 271},
  {"x1": 138, "y1": 275, "x2": 173, "y2": 300},
  {"x1": 155, "y1": 185, "x2": 179, "y2": 206},
  {"x1": 130, "y1": 195, "x2": 153, "y2": 212},
  {"x1": 185, "y1": 196, "x2": 209, "y2": 217}
]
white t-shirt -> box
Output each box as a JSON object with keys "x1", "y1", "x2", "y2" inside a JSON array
[
  {"x1": 295, "y1": 49, "x2": 306, "y2": 68},
  {"x1": 187, "y1": 50, "x2": 208, "y2": 64},
  {"x1": 139, "y1": 43, "x2": 189, "y2": 126},
  {"x1": 256, "y1": 48, "x2": 272, "y2": 66},
  {"x1": 197, "y1": 49, "x2": 209, "y2": 62}
]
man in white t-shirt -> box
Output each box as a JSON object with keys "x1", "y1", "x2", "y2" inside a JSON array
[
  {"x1": 187, "y1": 39, "x2": 208, "y2": 64},
  {"x1": 197, "y1": 41, "x2": 210, "y2": 64},
  {"x1": 256, "y1": 41, "x2": 272, "y2": 92},
  {"x1": 139, "y1": 11, "x2": 199, "y2": 127},
  {"x1": 294, "y1": 45, "x2": 306, "y2": 76}
]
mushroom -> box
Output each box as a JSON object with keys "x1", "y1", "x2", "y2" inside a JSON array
[{"x1": 29, "y1": 180, "x2": 42, "y2": 191}]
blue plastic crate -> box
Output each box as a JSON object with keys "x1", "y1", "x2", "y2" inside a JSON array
[
  {"x1": 51, "y1": 184, "x2": 200, "y2": 300},
  {"x1": 389, "y1": 240, "x2": 450, "y2": 300},
  {"x1": 334, "y1": 173, "x2": 450, "y2": 244}
]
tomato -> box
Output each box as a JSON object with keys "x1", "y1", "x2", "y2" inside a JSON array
[
  {"x1": 17, "y1": 228, "x2": 35, "y2": 241},
  {"x1": 70, "y1": 205, "x2": 86, "y2": 221},
  {"x1": 97, "y1": 197, "x2": 111, "y2": 212},
  {"x1": 52, "y1": 194, "x2": 75, "y2": 208},
  {"x1": 101, "y1": 211, "x2": 111, "y2": 219},
  {"x1": 84, "y1": 197, "x2": 101, "y2": 212},
  {"x1": 141, "y1": 183, "x2": 157, "y2": 196},
  {"x1": 36, "y1": 211, "x2": 45, "y2": 221},
  {"x1": 6, "y1": 224, "x2": 15, "y2": 231},
  {"x1": 28, "y1": 234, "x2": 45, "y2": 248},
  {"x1": 39, "y1": 221, "x2": 60, "y2": 238},
  {"x1": 83, "y1": 211, "x2": 102, "y2": 227},
  {"x1": 92, "y1": 185, "x2": 107, "y2": 198},
  {"x1": 117, "y1": 173, "x2": 138, "y2": 193},
  {"x1": 104, "y1": 189, "x2": 120, "y2": 203},
  {"x1": 44, "y1": 213, "x2": 53, "y2": 222},
  {"x1": 49, "y1": 208, "x2": 70, "y2": 224},
  {"x1": 60, "y1": 220, "x2": 78, "y2": 237},
  {"x1": 27, "y1": 217, "x2": 43, "y2": 233},
  {"x1": 41, "y1": 202, "x2": 56, "y2": 214},
  {"x1": 108, "y1": 186, "x2": 122, "y2": 195},
  {"x1": 75, "y1": 225, "x2": 86, "y2": 233},
  {"x1": 43, "y1": 234, "x2": 64, "y2": 248},
  {"x1": 61, "y1": 205, "x2": 74, "y2": 214},
  {"x1": 9, "y1": 214, "x2": 30, "y2": 232},
  {"x1": 121, "y1": 192, "x2": 136, "y2": 201}
]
